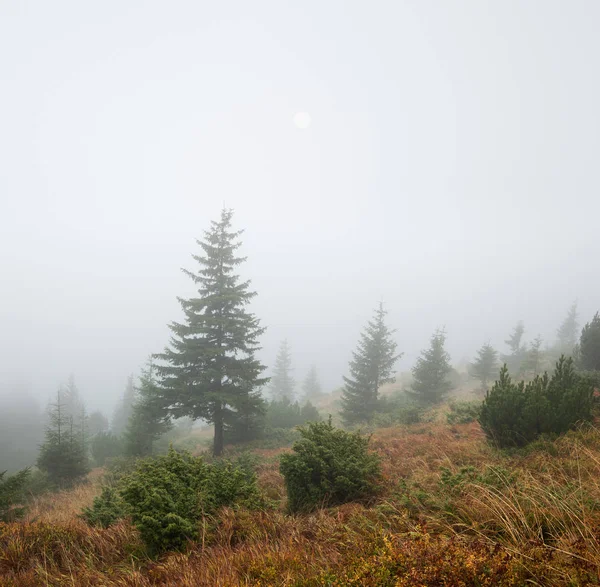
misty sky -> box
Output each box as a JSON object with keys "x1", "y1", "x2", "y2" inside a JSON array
[{"x1": 1, "y1": 1, "x2": 599, "y2": 414}]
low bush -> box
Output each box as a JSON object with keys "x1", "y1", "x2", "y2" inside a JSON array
[
  {"x1": 81, "y1": 447, "x2": 265, "y2": 554},
  {"x1": 280, "y1": 418, "x2": 381, "y2": 513},
  {"x1": 373, "y1": 394, "x2": 425, "y2": 427},
  {"x1": 80, "y1": 486, "x2": 127, "y2": 528},
  {"x1": 446, "y1": 399, "x2": 482, "y2": 425},
  {"x1": 479, "y1": 356, "x2": 594, "y2": 447}
]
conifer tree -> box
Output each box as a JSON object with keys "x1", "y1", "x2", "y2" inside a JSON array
[
  {"x1": 302, "y1": 365, "x2": 323, "y2": 400},
  {"x1": 579, "y1": 312, "x2": 600, "y2": 372},
  {"x1": 408, "y1": 328, "x2": 453, "y2": 405},
  {"x1": 502, "y1": 321, "x2": 526, "y2": 376},
  {"x1": 270, "y1": 340, "x2": 295, "y2": 401},
  {"x1": 37, "y1": 389, "x2": 89, "y2": 487},
  {"x1": 556, "y1": 301, "x2": 579, "y2": 354},
  {"x1": 124, "y1": 363, "x2": 172, "y2": 457},
  {"x1": 155, "y1": 209, "x2": 268, "y2": 456},
  {"x1": 63, "y1": 374, "x2": 85, "y2": 425},
  {"x1": 469, "y1": 342, "x2": 498, "y2": 391},
  {"x1": 111, "y1": 375, "x2": 136, "y2": 438},
  {"x1": 340, "y1": 303, "x2": 400, "y2": 425},
  {"x1": 87, "y1": 411, "x2": 109, "y2": 437},
  {"x1": 223, "y1": 380, "x2": 266, "y2": 443},
  {"x1": 522, "y1": 335, "x2": 544, "y2": 378}
]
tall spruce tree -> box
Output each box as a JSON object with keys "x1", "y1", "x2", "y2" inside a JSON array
[
  {"x1": 340, "y1": 303, "x2": 400, "y2": 425},
  {"x1": 155, "y1": 209, "x2": 268, "y2": 456},
  {"x1": 124, "y1": 362, "x2": 172, "y2": 457},
  {"x1": 578, "y1": 312, "x2": 600, "y2": 372},
  {"x1": 270, "y1": 340, "x2": 295, "y2": 401},
  {"x1": 111, "y1": 375, "x2": 136, "y2": 438},
  {"x1": 556, "y1": 301, "x2": 579, "y2": 354},
  {"x1": 502, "y1": 321, "x2": 526, "y2": 376},
  {"x1": 469, "y1": 342, "x2": 498, "y2": 391},
  {"x1": 408, "y1": 328, "x2": 453, "y2": 405},
  {"x1": 302, "y1": 365, "x2": 323, "y2": 400}
]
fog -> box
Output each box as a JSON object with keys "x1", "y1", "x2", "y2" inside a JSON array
[{"x1": 1, "y1": 0, "x2": 599, "y2": 418}]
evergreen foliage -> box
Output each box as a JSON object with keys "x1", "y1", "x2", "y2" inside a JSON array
[
  {"x1": 0, "y1": 468, "x2": 31, "y2": 522},
  {"x1": 280, "y1": 418, "x2": 381, "y2": 513},
  {"x1": 579, "y1": 312, "x2": 600, "y2": 372},
  {"x1": 37, "y1": 390, "x2": 89, "y2": 487},
  {"x1": 266, "y1": 397, "x2": 321, "y2": 429},
  {"x1": 446, "y1": 400, "x2": 482, "y2": 425},
  {"x1": 123, "y1": 363, "x2": 172, "y2": 458},
  {"x1": 522, "y1": 335, "x2": 544, "y2": 378},
  {"x1": 408, "y1": 328, "x2": 453, "y2": 405},
  {"x1": 111, "y1": 375, "x2": 136, "y2": 438},
  {"x1": 479, "y1": 356, "x2": 594, "y2": 448},
  {"x1": 155, "y1": 209, "x2": 267, "y2": 456},
  {"x1": 80, "y1": 486, "x2": 127, "y2": 529},
  {"x1": 502, "y1": 321, "x2": 527, "y2": 376},
  {"x1": 340, "y1": 303, "x2": 400, "y2": 425},
  {"x1": 556, "y1": 301, "x2": 579, "y2": 354},
  {"x1": 469, "y1": 342, "x2": 499, "y2": 391},
  {"x1": 270, "y1": 339, "x2": 295, "y2": 401},
  {"x1": 62, "y1": 374, "x2": 85, "y2": 424},
  {"x1": 302, "y1": 365, "x2": 323, "y2": 400},
  {"x1": 222, "y1": 380, "x2": 266, "y2": 444},
  {"x1": 118, "y1": 448, "x2": 263, "y2": 553},
  {"x1": 87, "y1": 411, "x2": 109, "y2": 437},
  {"x1": 91, "y1": 432, "x2": 124, "y2": 467}
]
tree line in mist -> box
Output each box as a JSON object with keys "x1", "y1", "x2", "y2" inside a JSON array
[{"x1": 2, "y1": 209, "x2": 599, "y2": 481}]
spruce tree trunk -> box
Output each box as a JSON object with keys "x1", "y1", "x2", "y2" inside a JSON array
[{"x1": 213, "y1": 402, "x2": 224, "y2": 457}]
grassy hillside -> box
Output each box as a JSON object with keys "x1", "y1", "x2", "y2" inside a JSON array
[{"x1": 2, "y1": 419, "x2": 600, "y2": 585}]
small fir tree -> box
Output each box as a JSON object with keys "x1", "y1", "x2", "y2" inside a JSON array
[
  {"x1": 556, "y1": 301, "x2": 579, "y2": 354},
  {"x1": 123, "y1": 363, "x2": 172, "y2": 458},
  {"x1": 502, "y1": 321, "x2": 527, "y2": 376},
  {"x1": 37, "y1": 390, "x2": 89, "y2": 487},
  {"x1": 340, "y1": 302, "x2": 401, "y2": 425},
  {"x1": 87, "y1": 410, "x2": 109, "y2": 437},
  {"x1": 578, "y1": 312, "x2": 600, "y2": 372},
  {"x1": 155, "y1": 209, "x2": 268, "y2": 456},
  {"x1": 522, "y1": 335, "x2": 544, "y2": 378},
  {"x1": 469, "y1": 342, "x2": 499, "y2": 391},
  {"x1": 270, "y1": 340, "x2": 295, "y2": 401},
  {"x1": 62, "y1": 374, "x2": 85, "y2": 426},
  {"x1": 111, "y1": 375, "x2": 136, "y2": 438},
  {"x1": 408, "y1": 328, "x2": 453, "y2": 405},
  {"x1": 0, "y1": 468, "x2": 31, "y2": 522},
  {"x1": 302, "y1": 365, "x2": 323, "y2": 400}
]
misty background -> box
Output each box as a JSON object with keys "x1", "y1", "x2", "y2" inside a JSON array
[{"x1": 1, "y1": 0, "x2": 599, "y2": 415}]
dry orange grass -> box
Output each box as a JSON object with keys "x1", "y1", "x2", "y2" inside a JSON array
[
  {"x1": 23, "y1": 468, "x2": 104, "y2": 524},
  {"x1": 3, "y1": 422, "x2": 600, "y2": 585}
]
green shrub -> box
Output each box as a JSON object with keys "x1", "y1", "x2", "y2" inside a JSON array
[
  {"x1": 279, "y1": 418, "x2": 381, "y2": 513},
  {"x1": 446, "y1": 400, "x2": 482, "y2": 425},
  {"x1": 479, "y1": 356, "x2": 594, "y2": 448},
  {"x1": 0, "y1": 468, "x2": 30, "y2": 521},
  {"x1": 80, "y1": 486, "x2": 127, "y2": 528},
  {"x1": 373, "y1": 394, "x2": 424, "y2": 427},
  {"x1": 116, "y1": 447, "x2": 263, "y2": 554},
  {"x1": 267, "y1": 397, "x2": 321, "y2": 430}
]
